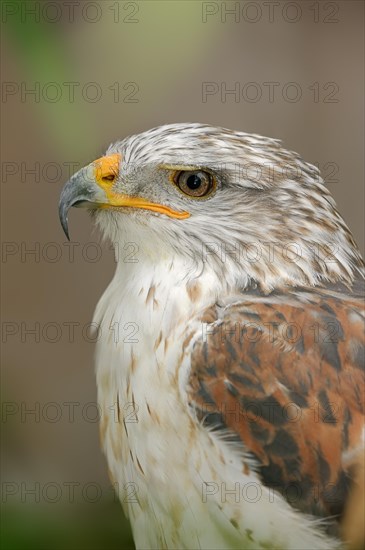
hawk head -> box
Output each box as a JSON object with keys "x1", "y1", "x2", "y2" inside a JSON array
[{"x1": 59, "y1": 123, "x2": 364, "y2": 291}]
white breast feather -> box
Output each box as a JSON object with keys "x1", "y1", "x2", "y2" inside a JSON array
[{"x1": 93, "y1": 257, "x2": 341, "y2": 550}]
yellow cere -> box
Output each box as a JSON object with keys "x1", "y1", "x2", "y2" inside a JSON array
[{"x1": 93, "y1": 155, "x2": 190, "y2": 220}]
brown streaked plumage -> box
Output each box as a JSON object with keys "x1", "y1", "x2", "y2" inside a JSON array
[{"x1": 189, "y1": 280, "x2": 365, "y2": 534}]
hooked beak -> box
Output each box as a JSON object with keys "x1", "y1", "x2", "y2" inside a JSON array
[{"x1": 58, "y1": 153, "x2": 190, "y2": 240}]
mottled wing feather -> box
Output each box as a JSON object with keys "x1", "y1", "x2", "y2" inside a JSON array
[{"x1": 188, "y1": 282, "x2": 365, "y2": 524}]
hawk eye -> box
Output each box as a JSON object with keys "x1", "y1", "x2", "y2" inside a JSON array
[{"x1": 174, "y1": 170, "x2": 214, "y2": 198}]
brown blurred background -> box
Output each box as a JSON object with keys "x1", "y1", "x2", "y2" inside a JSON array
[{"x1": 1, "y1": 1, "x2": 364, "y2": 548}]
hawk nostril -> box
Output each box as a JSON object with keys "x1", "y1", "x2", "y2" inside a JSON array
[
  {"x1": 93, "y1": 154, "x2": 121, "y2": 186},
  {"x1": 102, "y1": 174, "x2": 115, "y2": 182}
]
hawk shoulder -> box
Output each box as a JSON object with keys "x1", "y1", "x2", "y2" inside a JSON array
[{"x1": 187, "y1": 280, "x2": 365, "y2": 527}]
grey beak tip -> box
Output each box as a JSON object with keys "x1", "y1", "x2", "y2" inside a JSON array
[
  {"x1": 64, "y1": 227, "x2": 71, "y2": 241},
  {"x1": 61, "y1": 217, "x2": 71, "y2": 241},
  {"x1": 59, "y1": 202, "x2": 70, "y2": 241}
]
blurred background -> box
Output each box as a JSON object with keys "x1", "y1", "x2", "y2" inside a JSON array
[{"x1": 1, "y1": 1, "x2": 364, "y2": 548}]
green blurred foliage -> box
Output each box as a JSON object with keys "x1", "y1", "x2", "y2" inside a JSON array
[
  {"x1": 1, "y1": 502, "x2": 134, "y2": 550},
  {"x1": 3, "y1": 0, "x2": 97, "y2": 157},
  {"x1": 3, "y1": 0, "x2": 216, "y2": 159}
]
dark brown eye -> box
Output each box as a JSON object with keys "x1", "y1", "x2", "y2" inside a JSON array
[{"x1": 175, "y1": 170, "x2": 214, "y2": 198}]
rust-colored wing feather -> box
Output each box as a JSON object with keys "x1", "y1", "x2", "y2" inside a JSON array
[{"x1": 188, "y1": 281, "x2": 365, "y2": 532}]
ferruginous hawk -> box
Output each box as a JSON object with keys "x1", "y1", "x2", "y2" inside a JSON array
[{"x1": 59, "y1": 123, "x2": 365, "y2": 550}]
